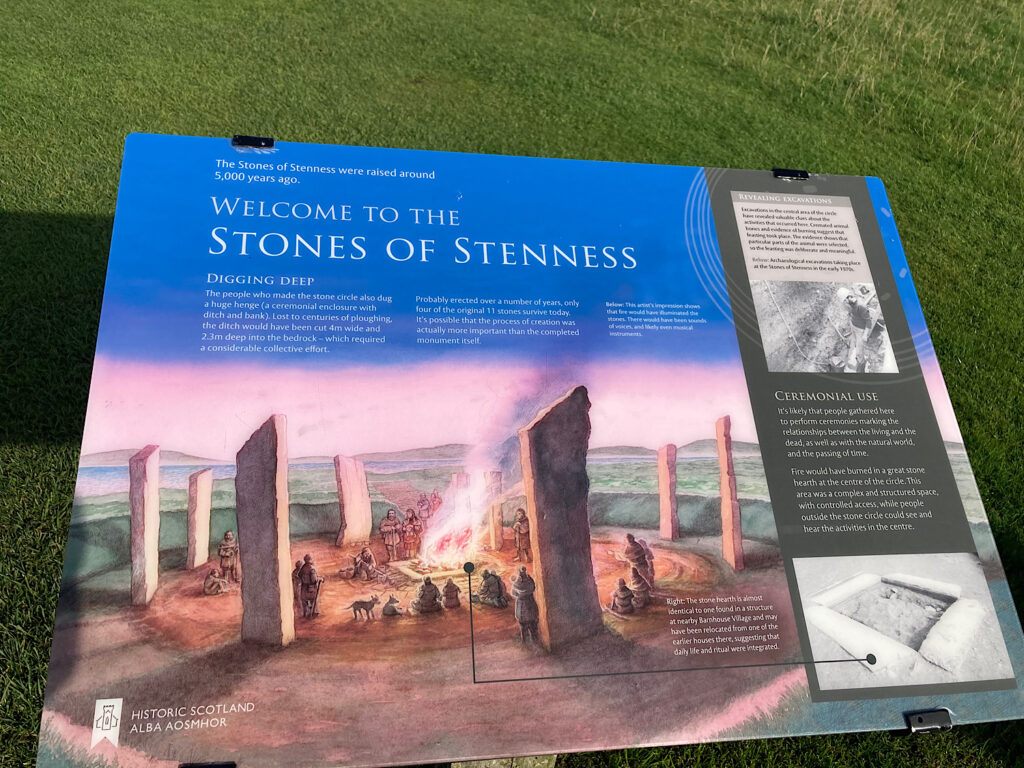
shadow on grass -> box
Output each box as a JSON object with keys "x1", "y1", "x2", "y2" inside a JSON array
[{"x1": 0, "y1": 212, "x2": 112, "y2": 445}]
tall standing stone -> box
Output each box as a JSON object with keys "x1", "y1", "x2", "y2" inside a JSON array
[
  {"x1": 235, "y1": 415, "x2": 294, "y2": 646},
  {"x1": 519, "y1": 385, "x2": 604, "y2": 651},
  {"x1": 186, "y1": 468, "x2": 213, "y2": 570},
  {"x1": 658, "y1": 443, "x2": 679, "y2": 540},
  {"x1": 333, "y1": 455, "x2": 372, "y2": 546},
  {"x1": 716, "y1": 415, "x2": 745, "y2": 571},
  {"x1": 129, "y1": 445, "x2": 161, "y2": 606},
  {"x1": 449, "y1": 472, "x2": 471, "y2": 518},
  {"x1": 484, "y1": 470, "x2": 504, "y2": 551}
]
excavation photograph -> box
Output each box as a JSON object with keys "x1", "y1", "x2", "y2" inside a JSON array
[
  {"x1": 750, "y1": 281, "x2": 899, "y2": 374},
  {"x1": 793, "y1": 552, "x2": 1013, "y2": 691}
]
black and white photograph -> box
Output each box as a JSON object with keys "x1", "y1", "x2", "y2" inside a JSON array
[
  {"x1": 793, "y1": 552, "x2": 1013, "y2": 690},
  {"x1": 750, "y1": 281, "x2": 899, "y2": 374}
]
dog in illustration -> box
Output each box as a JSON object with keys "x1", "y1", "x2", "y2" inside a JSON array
[
  {"x1": 381, "y1": 594, "x2": 403, "y2": 617},
  {"x1": 348, "y1": 595, "x2": 381, "y2": 620}
]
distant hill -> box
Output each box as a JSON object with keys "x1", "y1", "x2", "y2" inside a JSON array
[
  {"x1": 80, "y1": 449, "x2": 230, "y2": 467},
  {"x1": 678, "y1": 438, "x2": 761, "y2": 458},
  {"x1": 295, "y1": 444, "x2": 472, "y2": 464},
  {"x1": 359, "y1": 443, "x2": 471, "y2": 462},
  {"x1": 588, "y1": 445, "x2": 657, "y2": 458},
  {"x1": 589, "y1": 440, "x2": 761, "y2": 459}
]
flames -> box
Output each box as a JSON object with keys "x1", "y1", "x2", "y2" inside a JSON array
[
  {"x1": 420, "y1": 470, "x2": 489, "y2": 568},
  {"x1": 425, "y1": 527, "x2": 476, "y2": 569}
]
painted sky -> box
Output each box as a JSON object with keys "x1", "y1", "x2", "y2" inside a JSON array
[{"x1": 80, "y1": 355, "x2": 760, "y2": 460}]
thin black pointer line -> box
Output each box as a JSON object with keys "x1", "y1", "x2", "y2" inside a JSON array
[
  {"x1": 463, "y1": 561, "x2": 871, "y2": 685},
  {"x1": 471, "y1": 657, "x2": 872, "y2": 685},
  {"x1": 466, "y1": 566, "x2": 477, "y2": 684}
]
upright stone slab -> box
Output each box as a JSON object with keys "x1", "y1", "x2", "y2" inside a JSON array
[
  {"x1": 484, "y1": 470, "x2": 504, "y2": 551},
  {"x1": 657, "y1": 443, "x2": 679, "y2": 540},
  {"x1": 716, "y1": 415, "x2": 745, "y2": 571},
  {"x1": 448, "y1": 472, "x2": 471, "y2": 517},
  {"x1": 333, "y1": 455, "x2": 372, "y2": 546},
  {"x1": 129, "y1": 445, "x2": 161, "y2": 606},
  {"x1": 235, "y1": 415, "x2": 294, "y2": 646},
  {"x1": 519, "y1": 385, "x2": 604, "y2": 651},
  {"x1": 186, "y1": 468, "x2": 213, "y2": 570}
]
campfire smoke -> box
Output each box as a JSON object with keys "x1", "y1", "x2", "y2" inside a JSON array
[
  {"x1": 420, "y1": 471, "x2": 488, "y2": 568},
  {"x1": 420, "y1": 366, "x2": 581, "y2": 568}
]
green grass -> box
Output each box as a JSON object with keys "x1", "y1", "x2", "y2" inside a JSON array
[{"x1": 2, "y1": 0, "x2": 1023, "y2": 766}]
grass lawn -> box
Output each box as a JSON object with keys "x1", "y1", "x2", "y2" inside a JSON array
[{"x1": 2, "y1": 0, "x2": 1022, "y2": 766}]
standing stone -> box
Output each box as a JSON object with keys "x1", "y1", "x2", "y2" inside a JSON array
[
  {"x1": 333, "y1": 455, "x2": 372, "y2": 546},
  {"x1": 484, "y1": 471, "x2": 504, "y2": 551},
  {"x1": 716, "y1": 415, "x2": 745, "y2": 571},
  {"x1": 518, "y1": 386, "x2": 604, "y2": 651},
  {"x1": 235, "y1": 415, "x2": 294, "y2": 646},
  {"x1": 449, "y1": 472, "x2": 471, "y2": 518},
  {"x1": 186, "y1": 468, "x2": 213, "y2": 570},
  {"x1": 129, "y1": 445, "x2": 161, "y2": 606},
  {"x1": 657, "y1": 444, "x2": 679, "y2": 540}
]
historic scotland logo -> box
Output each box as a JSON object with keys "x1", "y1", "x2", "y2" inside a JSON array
[{"x1": 91, "y1": 698, "x2": 123, "y2": 748}]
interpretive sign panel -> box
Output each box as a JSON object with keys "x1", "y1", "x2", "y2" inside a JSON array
[{"x1": 38, "y1": 135, "x2": 1024, "y2": 767}]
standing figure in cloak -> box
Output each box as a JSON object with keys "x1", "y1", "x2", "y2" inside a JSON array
[
  {"x1": 637, "y1": 537, "x2": 656, "y2": 588},
  {"x1": 417, "y1": 492, "x2": 432, "y2": 530},
  {"x1": 430, "y1": 489, "x2": 443, "y2": 516},
  {"x1": 291, "y1": 559, "x2": 303, "y2": 617},
  {"x1": 379, "y1": 509, "x2": 402, "y2": 562},
  {"x1": 218, "y1": 530, "x2": 240, "y2": 583},
  {"x1": 620, "y1": 533, "x2": 649, "y2": 584},
  {"x1": 511, "y1": 566, "x2": 540, "y2": 643},
  {"x1": 402, "y1": 508, "x2": 424, "y2": 559},
  {"x1": 412, "y1": 576, "x2": 442, "y2": 613},
  {"x1": 609, "y1": 578, "x2": 635, "y2": 614},
  {"x1": 298, "y1": 553, "x2": 322, "y2": 618},
  {"x1": 512, "y1": 508, "x2": 532, "y2": 562}
]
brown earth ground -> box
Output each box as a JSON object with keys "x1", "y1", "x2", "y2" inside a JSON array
[{"x1": 43, "y1": 527, "x2": 803, "y2": 768}]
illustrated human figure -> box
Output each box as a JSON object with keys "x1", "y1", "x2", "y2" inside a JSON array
[
  {"x1": 430, "y1": 489, "x2": 443, "y2": 516},
  {"x1": 291, "y1": 559, "x2": 303, "y2": 616},
  {"x1": 417, "y1": 492, "x2": 431, "y2": 529},
  {"x1": 352, "y1": 547, "x2": 378, "y2": 581},
  {"x1": 218, "y1": 530, "x2": 240, "y2": 583},
  {"x1": 298, "y1": 553, "x2": 322, "y2": 618},
  {"x1": 471, "y1": 569, "x2": 509, "y2": 608},
  {"x1": 412, "y1": 576, "x2": 442, "y2": 613},
  {"x1": 443, "y1": 577, "x2": 462, "y2": 609},
  {"x1": 512, "y1": 508, "x2": 532, "y2": 562},
  {"x1": 402, "y1": 509, "x2": 424, "y2": 559},
  {"x1": 637, "y1": 537, "x2": 655, "y2": 587},
  {"x1": 620, "y1": 533, "x2": 648, "y2": 583},
  {"x1": 629, "y1": 566, "x2": 651, "y2": 609},
  {"x1": 379, "y1": 509, "x2": 402, "y2": 562},
  {"x1": 609, "y1": 578, "x2": 635, "y2": 614},
  {"x1": 203, "y1": 567, "x2": 229, "y2": 595},
  {"x1": 511, "y1": 566, "x2": 540, "y2": 643}
]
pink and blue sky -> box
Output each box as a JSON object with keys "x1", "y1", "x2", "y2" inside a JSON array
[{"x1": 80, "y1": 355, "x2": 762, "y2": 460}]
